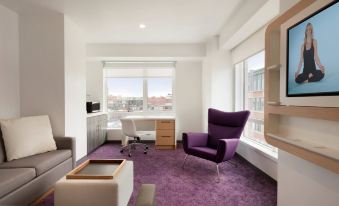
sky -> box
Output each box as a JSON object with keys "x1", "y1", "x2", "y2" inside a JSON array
[
  {"x1": 246, "y1": 51, "x2": 265, "y2": 71},
  {"x1": 107, "y1": 77, "x2": 172, "y2": 97}
]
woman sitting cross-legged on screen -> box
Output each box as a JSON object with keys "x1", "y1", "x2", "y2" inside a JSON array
[{"x1": 295, "y1": 22, "x2": 325, "y2": 84}]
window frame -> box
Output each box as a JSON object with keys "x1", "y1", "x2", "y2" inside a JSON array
[
  {"x1": 234, "y1": 50, "x2": 278, "y2": 158},
  {"x1": 105, "y1": 76, "x2": 174, "y2": 113},
  {"x1": 103, "y1": 67, "x2": 175, "y2": 129}
]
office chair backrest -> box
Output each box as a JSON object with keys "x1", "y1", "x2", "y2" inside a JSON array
[
  {"x1": 120, "y1": 119, "x2": 138, "y2": 138},
  {"x1": 207, "y1": 108, "x2": 250, "y2": 149}
]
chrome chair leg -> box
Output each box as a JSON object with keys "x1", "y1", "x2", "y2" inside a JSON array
[
  {"x1": 182, "y1": 154, "x2": 189, "y2": 168},
  {"x1": 128, "y1": 145, "x2": 132, "y2": 157},
  {"x1": 121, "y1": 135, "x2": 148, "y2": 157},
  {"x1": 216, "y1": 164, "x2": 220, "y2": 182}
]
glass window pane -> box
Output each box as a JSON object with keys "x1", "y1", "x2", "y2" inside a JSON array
[
  {"x1": 243, "y1": 51, "x2": 266, "y2": 145},
  {"x1": 106, "y1": 78, "x2": 143, "y2": 128},
  {"x1": 236, "y1": 51, "x2": 278, "y2": 153},
  {"x1": 147, "y1": 77, "x2": 173, "y2": 111}
]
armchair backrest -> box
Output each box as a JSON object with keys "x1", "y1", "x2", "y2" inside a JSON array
[{"x1": 207, "y1": 108, "x2": 250, "y2": 149}]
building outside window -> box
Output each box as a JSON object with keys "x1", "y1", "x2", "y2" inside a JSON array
[
  {"x1": 147, "y1": 78, "x2": 173, "y2": 111},
  {"x1": 104, "y1": 65, "x2": 174, "y2": 128},
  {"x1": 106, "y1": 78, "x2": 144, "y2": 113},
  {"x1": 234, "y1": 51, "x2": 277, "y2": 155}
]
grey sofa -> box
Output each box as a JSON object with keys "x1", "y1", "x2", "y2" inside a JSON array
[{"x1": 0, "y1": 130, "x2": 76, "y2": 206}]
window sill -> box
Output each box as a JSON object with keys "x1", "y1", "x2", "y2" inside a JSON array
[{"x1": 239, "y1": 138, "x2": 278, "y2": 161}]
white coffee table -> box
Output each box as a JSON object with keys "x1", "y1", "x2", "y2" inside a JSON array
[{"x1": 54, "y1": 160, "x2": 133, "y2": 206}]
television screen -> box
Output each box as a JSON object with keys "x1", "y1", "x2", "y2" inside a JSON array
[{"x1": 287, "y1": 1, "x2": 339, "y2": 97}]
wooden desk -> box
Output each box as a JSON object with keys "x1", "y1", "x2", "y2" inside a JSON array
[{"x1": 121, "y1": 116, "x2": 176, "y2": 150}]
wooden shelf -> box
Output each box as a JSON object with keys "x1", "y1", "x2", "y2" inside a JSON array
[
  {"x1": 267, "y1": 133, "x2": 339, "y2": 161},
  {"x1": 267, "y1": 105, "x2": 339, "y2": 122},
  {"x1": 264, "y1": 0, "x2": 339, "y2": 174},
  {"x1": 266, "y1": 64, "x2": 280, "y2": 71},
  {"x1": 267, "y1": 101, "x2": 281, "y2": 106},
  {"x1": 266, "y1": 133, "x2": 339, "y2": 173}
]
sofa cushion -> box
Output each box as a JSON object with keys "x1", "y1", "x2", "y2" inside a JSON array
[
  {"x1": 0, "y1": 115, "x2": 57, "y2": 161},
  {"x1": 0, "y1": 168, "x2": 36, "y2": 198},
  {"x1": 0, "y1": 150, "x2": 71, "y2": 176}
]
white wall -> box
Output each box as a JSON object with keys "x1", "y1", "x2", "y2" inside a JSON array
[
  {"x1": 19, "y1": 8, "x2": 66, "y2": 136},
  {"x1": 202, "y1": 36, "x2": 234, "y2": 131},
  {"x1": 86, "y1": 61, "x2": 104, "y2": 105},
  {"x1": 64, "y1": 16, "x2": 87, "y2": 160},
  {"x1": 237, "y1": 141, "x2": 277, "y2": 180},
  {"x1": 175, "y1": 61, "x2": 202, "y2": 139},
  {"x1": 0, "y1": 5, "x2": 20, "y2": 119},
  {"x1": 87, "y1": 43, "x2": 205, "y2": 61},
  {"x1": 18, "y1": 7, "x2": 88, "y2": 160},
  {"x1": 278, "y1": 150, "x2": 339, "y2": 206}
]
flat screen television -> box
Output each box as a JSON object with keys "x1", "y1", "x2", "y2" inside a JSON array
[{"x1": 286, "y1": 0, "x2": 339, "y2": 97}]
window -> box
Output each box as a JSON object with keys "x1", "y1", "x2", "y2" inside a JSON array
[
  {"x1": 234, "y1": 51, "x2": 277, "y2": 155},
  {"x1": 107, "y1": 78, "x2": 143, "y2": 112},
  {"x1": 147, "y1": 78, "x2": 173, "y2": 111},
  {"x1": 104, "y1": 66, "x2": 174, "y2": 128}
]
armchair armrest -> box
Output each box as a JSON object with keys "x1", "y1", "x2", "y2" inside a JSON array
[
  {"x1": 54, "y1": 136, "x2": 76, "y2": 169},
  {"x1": 182, "y1": 132, "x2": 209, "y2": 153},
  {"x1": 216, "y1": 138, "x2": 239, "y2": 163}
]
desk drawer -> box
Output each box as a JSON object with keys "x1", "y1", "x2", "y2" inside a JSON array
[
  {"x1": 156, "y1": 120, "x2": 175, "y2": 130},
  {"x1": 156, "y1": 130, "x2": 174, "y2": 145}
]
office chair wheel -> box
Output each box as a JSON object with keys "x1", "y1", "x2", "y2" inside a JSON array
[
  {"x1": 128, "y1": 153, "x2": 132, "y2": 157},
  {"x1": 144, "y1": 151, "x2": 147, "y2": 154},
  {"x1": 146, "y1": 146, "x2": 149, "y2": 150},
  {"x1": 120, "y1": 149, "x2": 123, "y2": 153}
]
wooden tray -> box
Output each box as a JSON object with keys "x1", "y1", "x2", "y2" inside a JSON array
[{"x1": 66, "y1": 159, "x2": 126, "y2": 179}]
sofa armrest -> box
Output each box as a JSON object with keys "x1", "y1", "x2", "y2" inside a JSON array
[
  {"x1": 54, "y1": 136, "x2": 76, "y2": 168},
  {"x1": 216, "y1": 138, "x2": 239, "y2": 163},
  {"x1": 182, "y1": 132, "x2": 209, "y2": 153}
]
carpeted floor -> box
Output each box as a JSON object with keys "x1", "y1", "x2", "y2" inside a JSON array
[{"x1": 37, "y1": 143, "x2": 277, "y2": 206}]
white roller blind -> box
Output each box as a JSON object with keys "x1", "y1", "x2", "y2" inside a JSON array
[
  {"x1": 231, "y1": 26, "x2": 266, "y2": 64},
  {"x1": 104, "y1": 61, "x2": 175, "y2": 68},
  {"x1": 103, "y1": 61, "x2": 175, "y2": 78}
]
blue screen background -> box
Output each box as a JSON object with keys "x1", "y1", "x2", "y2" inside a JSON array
[{"x1": 288, "y1": 2, "x2": 339, "y2": 95}]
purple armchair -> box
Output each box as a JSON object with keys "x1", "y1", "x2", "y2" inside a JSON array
[{"x1": 182, "y1": 108, "x2": 250, "y2": 176}]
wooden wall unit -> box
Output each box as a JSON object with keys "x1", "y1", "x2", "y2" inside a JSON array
[{"x1": 265, "y1": 0, "x2": 339, "y2": 173}]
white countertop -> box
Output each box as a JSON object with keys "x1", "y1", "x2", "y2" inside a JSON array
[
  {"x1": 87, "y1": 112, "x2": 108, "y2": 118},
  {"x1": 120, "y1": 115, "x2": 175, "y2": 120}
]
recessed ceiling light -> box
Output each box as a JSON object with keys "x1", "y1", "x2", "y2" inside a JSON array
[{"x1": 139, "y1": 24, "x2": 146, "y2": 29}]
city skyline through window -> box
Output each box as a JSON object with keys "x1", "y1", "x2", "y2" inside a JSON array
[{"x1": 106, "y1": 76, "x2": 173, "y2": 128}]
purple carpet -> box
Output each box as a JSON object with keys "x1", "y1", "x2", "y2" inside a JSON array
[{"x1": 37, "y1": 143, "x2": 277, "y2": 206}]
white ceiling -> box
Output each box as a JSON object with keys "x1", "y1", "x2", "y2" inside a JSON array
[{"x1": 0, "y1": 0, "x2": 267, "y2": 44}]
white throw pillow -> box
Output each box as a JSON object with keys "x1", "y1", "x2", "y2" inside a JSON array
[{"x1": 0, "y1": 115, "x2": 57, "y2": 161}]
